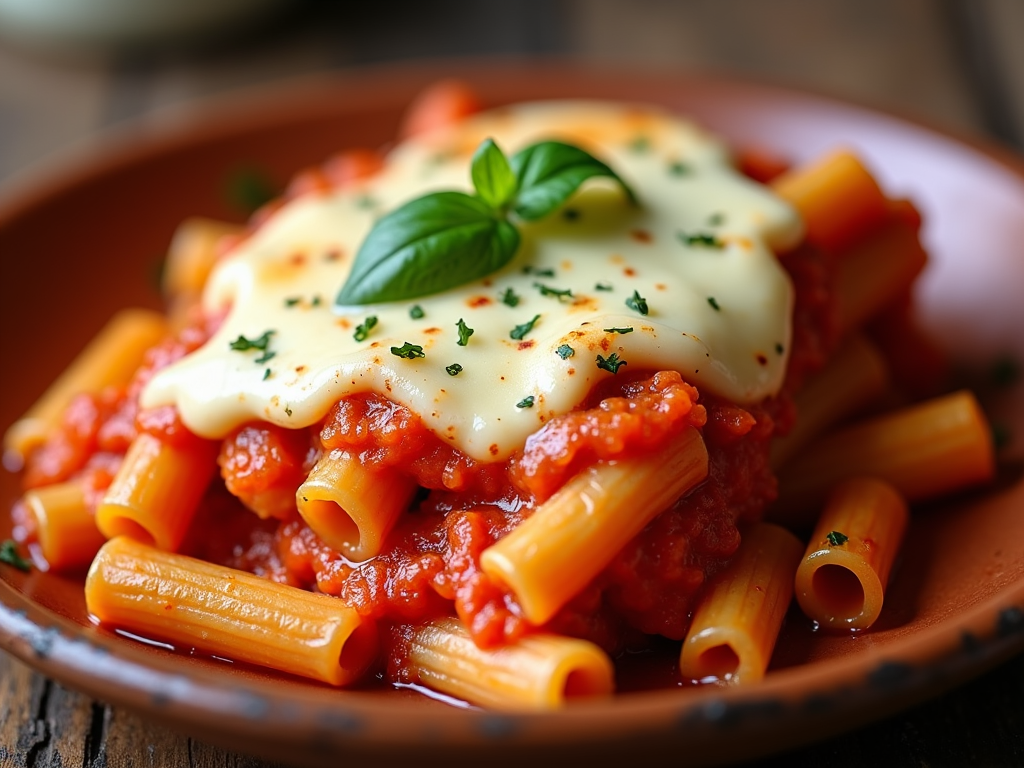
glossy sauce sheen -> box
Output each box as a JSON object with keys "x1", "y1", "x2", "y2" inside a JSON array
[{"x1": 142, "y1": 102, "x2": 802, "y2": 460}]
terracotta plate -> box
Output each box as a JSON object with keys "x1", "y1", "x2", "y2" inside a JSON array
[{"x1": 1, "y1": 63, "x2": 1023, "y2": 767}]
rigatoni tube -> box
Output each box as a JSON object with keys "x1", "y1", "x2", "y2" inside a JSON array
[
  {"x1": 774, "y1": 390, "x2": 994, "y2": 524},
  {"x1": 795, "y1": 477, "x2": 908, "y2": 630},
  {"x1": 680, "y1": 523, "x2": 803, "y2": 685},
  {"x1": 406, "y1": 617, "x2": 612, "y2": 710},
  {"x1": 23, "y1": 481, "x2": 106, "y2": 571},
  {"x1": 480, "y1": 426, "x2": 708, "y2": 626},
  {"x1": 86, "y1": 536, "x2": 378, "y2": 685}
]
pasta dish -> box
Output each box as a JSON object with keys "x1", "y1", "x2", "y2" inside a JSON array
[{"x1": 1, "y1": 82, "x2": 996, "y2": 710}]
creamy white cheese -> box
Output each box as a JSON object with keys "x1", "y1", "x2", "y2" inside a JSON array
[{"x1": 142, "y1": 101, "x2": 803, "y2": 461}]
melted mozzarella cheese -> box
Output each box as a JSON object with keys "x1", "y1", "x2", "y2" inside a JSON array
[{"x1": 142, "y1": 101, "x2": 803, "y2": 461}]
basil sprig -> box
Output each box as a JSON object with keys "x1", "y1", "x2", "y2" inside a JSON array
[{"x1": 335, "y1": 138, "x2": 635, "y2": 306}]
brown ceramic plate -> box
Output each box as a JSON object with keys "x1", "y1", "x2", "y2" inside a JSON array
[{"x1": 1, "y1": 63, "x2": 1022, "y2": 767}]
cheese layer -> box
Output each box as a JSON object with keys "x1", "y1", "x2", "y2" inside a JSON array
[{"x1": 143, "y1": 101, "x2": 803, "y2": 461}]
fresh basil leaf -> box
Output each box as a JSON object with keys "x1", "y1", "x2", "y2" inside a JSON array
[
  {"x1": 471, "y1": 138, "x2": 518, "y2": 210},
  {"x1": 510, "y1": 141, "x2": 636, "y2": 221},
  {"x1": 336, "y1": 192, "x2": 520, "y2": 305}
]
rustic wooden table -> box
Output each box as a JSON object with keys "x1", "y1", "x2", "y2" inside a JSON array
[{"x1": 2, "y1": 1, "x2": 1023, "y2": 765}]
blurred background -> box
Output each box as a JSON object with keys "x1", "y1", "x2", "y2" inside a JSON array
[{"x1": 1, "y1": 0, "x2": 1022, "y2": 185}]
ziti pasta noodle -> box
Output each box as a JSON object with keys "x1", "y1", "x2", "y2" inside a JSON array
[
  {"x1": 1, "y1": 84, "x2": 997, "y2": 709},
  {"x1": 794, "y1": 477, "x2": 909, "y2": 631}
]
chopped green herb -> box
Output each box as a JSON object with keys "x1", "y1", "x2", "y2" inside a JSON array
[
  {"x1": 517, "y1": 396, "x2": 535, "y2": 408},
  {"x1": 226, "y1": 167, "x2": 277, "y2": 216},
  {"x1": 991, "y1": 355, "x2": 1020, "y2": 388},
  {"x1": 355, "y1": 194, "x2": 377, "y2": 210},
  {"x1": 993, "y1": 423, "x2": 1012, "y2": 450},
  {"x1": 263, "y1": 368, "x2": 272, "y2": 381},
  {"x1": 775, "y1": 342, "x2": 785, "y2": 355},
  {"x1": 668, "y1": 161, "x2": 690, "y2": 176},
  {"x1": 353, "y1": 315, "x2": 378, "y2": 342},
  {"x1": 625, "y1": 290, "x2": 649, "y2": 316},
  {"x1": 678, "y1": 231, "x2": 725, "y2": 249},
  {"x1": 229, "y1": 330, "x2": 275, "y2": 353},
  {"x1": 523, "y1": 266, "x2": 556, "y2": 278},
  {"x1": 604, "y1": 327, "x2": 634, "y2": 334},
  {"x1": 284, "y1": 406, "x2": 293, "y2": 417},
  {"x1": 456, "y1": 318, "x2": 474, "y2": 346},
  {"x1": 254, "y1": 350, "x2": 276, "y2": 365},
  {"x1": 825, "y1": 531, "x2": 849, "y2": 547},
  {"x1": 563, "y1": 208, "x2": 580, "y2": 221},
  {"x1": 510, "y1": 314, "x2": 541, "y2": 341},
  {"x1": 707, "y1": 212, "x2": 725, "y2": 226},
  {"x1": 311, "y1": 295, "x2": 322, "y2": 307},
  {"x1": 629, "y1": 136, "x2": 651, "y2": 153},
  {"x1": 595, "y1": 282, "x2": 614, "y2": 292},
  {"x1": 391, "y1": 342, "x2": 426, "y2": 359},
  {"x1": 534, "y1": 282, "x2": 573, "y2": 301},
  {"x1": 596, "y1": 352, "x2": 627, "y2": 374},
  {"x1": 0, "y1": 539, "x2": 31, "y2": 572},
  {"x1": 409, "y1": 304, "x2": 425, "y2": 320},
  {"x1": 556, "y1": 344, "x2": 575, "y2": 359},
  {"x1": 500, "y1": 287, "x2": 521, "y2": 307},
  {"x1": 284, "y1": 296, "x2": 302, "y2": 307},
  {"x1": 446, "y1": 363, "x2": 464, "y2": 376},
  {"x1": 707, "y1": 297, "x2": 721, "y2": 311}
]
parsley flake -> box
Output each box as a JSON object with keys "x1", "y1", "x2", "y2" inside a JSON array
[
  {"x1": 229, "y1": 330, "x2": 275, "y2": 353},
  {"x1": 596, "y1": 352, "x2": 627, "y2": 374},
  {"x1": 353, "y1": 315, "x2": 378, "y2": 342},
  {"x1": 604, "y1": 327, "x2": 634, "y2": 334},
  {"x1": 311, "y1": 295, "x2": 322, "y2": 307},
  {"x1": 991, "y1": 355, "x2": 1020, "y2": 388},
  {"x1": 263, "y1": 368, "x2": 272, "y2": 380},
  {"x1": 510, "y1": 314, "x2": 541, "y2": 341},
  {"x1": 0, "y1": 539, "x2": 31, "y2": 572},
  {"x1": 775, "y1": 342, "x2": 785, "y2": 355},
  {"x1": 556, "y1": 344, "x2": 575, "y2": 359},
  {"x1": 707, "y1": 212, "x2": 725, "y2": 226},
  {"x1": 668, "y1": 161, "x2": 690, "y2": 176},
  {"x1": 707, "y1": 297, "x2": 721, "y2": 311},
  {"x1": 284, "y1": 297, "x2": 302, "y2": 307},
  {"x1": 284, "y1": 406, "x2": 293, "y2": 417},
  {"x1": 534, "y1": 282, "x2": 573, "y2": 301},
  {"x1": 500, "y1": 288, "x2": 521, "y2": 307},
  {"x1": 254, "y1": 350, "x2": 276, "y2": 365},
  {"x1": 517, "y1": 395, "x2": 535, "y2": 408},
  {"x1": 595, "y1": 282, "x2": 614, "y2": 292},
  {"x1": 825, "y1": 531, "x2": 849, "y2": 547},
  {"x1": 391, "y1": 342, "x2": 425, "y2": 359},
  {"x1": 523, "y1": 266, "x2": 555, "y2": 278},
  {"x1": 563, "y1": 208, "x2": 580, "y2": 221},
  {"x1": 629, "y1": 136, "x2": 651, "y2": 153},
  {"x1": 456, "y1": 318, "x2": 474, "y2": 346},
  {"x1": 678, "y1": 231, "x2": 725, "y2": 249},
  {"x1": 625, "y1": 290, "x2": 649, "y2": 316},
  {"x1": 409, "y1": 305, "x2": 425, "y2": 320},
  {"x1": 446, "y1": 363, "x2": 464, "y2": 376}
]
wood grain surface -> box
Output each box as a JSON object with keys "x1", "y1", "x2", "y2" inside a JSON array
[{"x1": 1, "y1": 0, "x2": 1023, "y2": 765}]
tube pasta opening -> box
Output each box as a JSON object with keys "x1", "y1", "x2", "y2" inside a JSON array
[
  {"x1": 794, "y1": 477, "x2": 908, "y2": 630},
  {"x1": 680, "y1": 523, "x2": 803, "y2": 685},
  {"x1": 297, "y1": 448, "x2": 417, "y2": 562}
]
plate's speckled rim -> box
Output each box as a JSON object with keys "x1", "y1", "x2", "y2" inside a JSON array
[{"x1": 1, "y1": 62, "x2": 1023, "y2": 767}]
